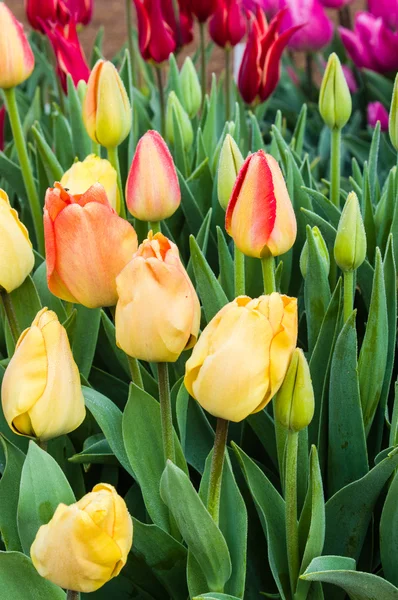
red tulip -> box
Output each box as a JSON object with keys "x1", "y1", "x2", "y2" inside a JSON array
[
  {"x1": 238, "y1": 7, "x2": 302, "y2": 105},
  {"x1": 41, "y1": 19, "x2": 90, "y2": 92},
  {"x1": 26, "y1": 0, "x2": 93, "y2": 32},
  {"x1": 209, "y1": 0, "x2": 246, "y2": 47},
  {"x1": 189, "y1": 0, "x2": 218, "y2": 22}
]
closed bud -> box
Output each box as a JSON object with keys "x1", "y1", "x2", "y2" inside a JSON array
[
  {"x1": 185, "y1": 293, "x2": 298, "y2": 422},
  {"x1": 389, "y1": 74, "x2": 398, "y2": 151},
  {"x1": 334, "y1": 191, "x2": 367, "y2": 272},
  {"x1": 83, "y1": 60, "x2": 131, "y2": 148},
  {"x1": 300, "y1": 226, "x2": 330, "y2": 279},
  {"x1": 61, "y1": 154, "x2": 120, "y2": 214},
  {"x1": 31, "y1": 483, "x2": 133, "y2": 593},
  {"x1": 0, "y1": 189, "x2": 34, "y2": 293},
  {"x1": 166, "y1": 91, "x2": 194, "y2": 151},
  {"x1": 126, "y1": 131, "x2": 180, "y2": 221},
  {"x1": 1, "y1": 308, "x2": 86, "y2": 441},
  {"x1": 0, "y1": 4, "x2": 34, "y2": 89},
  {"x1": 275, "y1": 348, "x2": 314, "y2": 432},
  {"x1": 319, "y1": 53, "x2": 352, "y2": 130},
  {"x1": 217, "y1": 134, "x2": 244, "y2": 211},
  {"x1": 225, "y1": 150, "x2": 297, "y2": 258},
  {"x1": 116, "y1": 233, "x2": 201, "y2": 363},
  {"x1": 180, "y1": 57, "x2": 202, "y2": 118}
]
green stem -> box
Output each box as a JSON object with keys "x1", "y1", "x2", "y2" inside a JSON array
[
  {"x1": 234, "y1": 246, "x2": 245, "y2": 296},
  {"x1": 91, "y1": 140, "x2": 101, "y2": 156},
  {"x1": 66, "y1": 591, "x2": 80, "y2": 600},
  {"x1": 200, "y1": 23, "x2": 207, "y2": 107},
  {"x1": 343, "y1": 270, "x2": 354, "y2": 323},
  {"x1": 149, "y1": 221, "x2": 161, "y2": 234},
  {"x1": 305, "y1": 53, "x2": 313, "y2": 101},
  {"x1": 127, "y1": 355, "x2": 144, "y2": 389},
  {"x1": 261, "y1": 256, "x2": 276, "y2": 294},
  {"x1": 157, "y1": 362, "x2": 175, "y2": 464},
  {"x1": 155, "y1": 67, "x2": 166, "y2": 138},
  {"x1": 38, "y1": 439, "x2": 48, "y2": 452},
  {"x1": 0, "y1": 290, "x2": 20, "y2": 345},
  {"x1": 125, "y1": 0, "x2": 137, "y2": 87},
  {"x1": 285, "y1": 430, "x2": 300, "y2": 596},
  {"x1": 330, "y1": 128, "x2": 341, "y2": 208},
  {"x1": 107, "y1": 146, "x2": 126, "y2": 219},
  {"x1": 207, "y1": 418, "x2": 229, "y2": 526},
  {"x1": 3, "y1": 87, "x2": 44, "y2": 254},
  {"x1": 225, "y1": 48, "x2": 231, "y2": 122}
]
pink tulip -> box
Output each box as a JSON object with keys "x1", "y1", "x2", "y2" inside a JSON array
[
  {"x1": 281, "y1": 0, "x2": 333, "y2": 52},
  {"x1": 367, "y1": 102, "x2": 389, "y2": 131},
  {"x1": 26, "y1": 0, "x2": 93, "y2": 32},
  {"x1": 368, "y1": 0, "x2": 398, "y2": 31}
]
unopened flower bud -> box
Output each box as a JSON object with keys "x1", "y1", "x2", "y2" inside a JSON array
[
  {"x1": 334, "y1": 191, "x2": 366, "y2": 272},
  {"x1": 180, "y1": 57, "x2": 202, "y2": 119},
  {"x1": 166, "y1": 91, "x2": 193, "y2": 151},
  {"x1": 300, "y1": 226, "x2": 330, "y2": 279},
  {"x1": 319, "y1": 53, "x2": 352, "y2": 130},
  {"x1": 275, "y1": 348, "x2": 314, "y2": 432},
  {"x1": 217, "y1": 134, "x2": 244, "y2": 211},
  {"x1": 389, "y1": 74, "x2": 398, "y2": 151}
]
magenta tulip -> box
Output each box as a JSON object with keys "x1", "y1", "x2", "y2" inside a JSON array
[{"x1": 367, "y1": 102, "x2": 389, "y2": 131}]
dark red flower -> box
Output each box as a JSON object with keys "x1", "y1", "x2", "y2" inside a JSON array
[
  {"x1": 209, "y1": 0, "x2": 246, "y2": 47},
  {"x1": 26, "y1": 0, "x2": 93, "y2": 32}
]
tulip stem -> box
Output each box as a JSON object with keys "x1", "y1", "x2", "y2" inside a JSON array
[
  {"x1": 285, "y1": 429, "x2": 300, "y2": 596},
  {"x1": 38, "y1": 439, "x2": 48, "y2": 452},
  {"x1": 261, "y1": 256, "x2": 276, "y2": 294},
  {"x1": 0, "y1": 289, "x2": 20, "y2": 345},
  {"x1": 66, "y1": 591, "x2": 80, "y2": 600},
  {"x1": 343, "y1": 270, "x2": 354, "y2": 323},
  {"x1": 225, "y1": 48, "x2": 231, "y2": 122},
  {"x1": 200, "y1": 23, "x2": 207, "y2": 106},
  {"x1": 107, "y1": 146, "x2": 127, "y2": 219},
  {"x1": 149, "y1": 221, "x2": 161, "y2": 234},
  {"x1": 207, "y1": 418, "x2": 229, "y2": 526},
  {"x1": 330, "y1": 127, "x2": 341, "y2": 208},
  {"x1": 157, "y1": 362, "x2": 175, "y2": 464},
  {"x1": 155, "y1": 67, "x2": 166, "y2": 138},
  {"x1": 234, "y1": 246, "x2": 245, "y2": 296},
  {"x1": 3, "y1": 87, "x2": 44, "y2": 255},
  {"x1": 127, "y1": 355, "x2": 144, "y2": 390},
  {"x1": 125, "y1": 0, "x2": 137, "y2": 87}
]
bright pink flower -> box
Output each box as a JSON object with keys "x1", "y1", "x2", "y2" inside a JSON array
[
  {"x1": 0, "y1": 106, "x2": 5, "y2": 152},
  {"x1": 26, "y1": 0, "x2": 93, "y2": 32},
  {"x1": 281, "y1": 0, "x2": 333, "y2": 51},
  {"x1": 368, "y1": 0, "x2": 398, "y2": 31},
  {"x1": 41, "y1": 19, "x2": 90, "y2": 92},
  {"x1": 209, "y1": 0, "x2": 246, "y2": 48},
  {"x1": 238, "y1": 7, "x2": 302, "y2": 104},
  {"x1": 367, "y1": 102, "x2": 389, "y2": 131}
]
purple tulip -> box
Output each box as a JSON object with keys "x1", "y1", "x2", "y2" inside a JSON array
[
  {"x1": 367, "y1": 101, "x2": 389, "y2": 131},
  {"x1": 368, "y1": 0, "x2": 398, "y2": 31},
  {"x1": 281, "y1": 0, "x2": 333, "y2": 52}
]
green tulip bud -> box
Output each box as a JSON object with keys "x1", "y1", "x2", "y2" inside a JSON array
[
  {"x1": 389, "y1": 73, "x2": 398, "y2": 151},
  {"x1": 180, "y1": 57, "x2": 202, "y2": 119},
  {"x1": 275, "y1": 349, "x2": 315, "y2": 432},
  {"x1": 334, "y1": 191, "x2": 367, "y2": 272},
  {"x1": 300, "y1": 226, "x2": 330, "y2": 279},
  {"x1": 166, "y1": 91, "x2": 193, "y2": 151},
  {"x1": 217, "y1": 134, "x2": 244, "y2": 210},
  {"x1": 319, "y1": 53, "x2": 352, "y2": 130}
]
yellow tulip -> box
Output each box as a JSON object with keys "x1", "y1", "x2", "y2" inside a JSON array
[
  {"x1": 185, "y1": 293, "x2": 298, "y2": 422},
  {"x1": 1, "y1": 308, "x2": 85, "y2": 441},
  {"x1": 31, "y1": 483, "x2": 133, "y2": 593},
  {"x1": 116, "y1": 232, "x2": 201, "y2": 362},
  {"x1": 61, "y1": 154, "x2": 120, "y2": 213},
  {"x1": 0, "y1": 189, "x2": 34, "y2": 293}
]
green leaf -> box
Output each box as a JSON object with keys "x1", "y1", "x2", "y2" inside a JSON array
[
  {"x1": 172, "y1": 107, "x2": 188, "y2": 177},
  {"x1": 31, "y1": 124, "x2": 63, "y2": 183},
  {"x1": 178, "y1": 170, "x2": 204, "y2": 235},
  {"x1": 67, "y1": 74, "x2": 91, "y2": 160},
  {"x1": 160, "y1": 461, "x2": 232, "y2": 593},
  {"x1": 0, "y1": 436, "x2": 25, "y2": 551},
  {"x1": 291, "y1": 104, "x2": 307, "y2": 157},
  {"x1": 328, "y1": 311, "x2": 368, "y2": 496},
  {"x1": 362, "y1": 166, "x2": 376, "y2": 264},
  {"x1": 123, "y1": 384, "x2": 188, "y2": 533},
  {"x1": 249, "y1": 112, "x2": 264, "y2": 152},
  {"x1": 368, "y1": 121, "x2": 380, "y2": 201},
  {"x1": 247, "y1": 410, "x2": 278, "y2": 470},
  {"x1": 32, "y1": 262, "x2": 66, "y2": 322},
  {"x1": 17, "y1": 441, "x2": 75, "y2": 554},
  {"x1": 216, "y1": 227, "x2": 234, "y2": 300},
  {"x1": 303, "y1": 187, "x2": 340, "y2": 228},
  {"x1": 0, "y1": 152, "x2": 31, "y2": 201},
  {"x1": 380, "y1": 470, "x2": 398, "y2": 587},
  {"x1": 301, "y1": 555, "x2": 398, "y2": 600},
  {"x1": 52, "y1": 105, "x2": 75, "y2": 171},
  {"x1": 69, "y1": 434, "x2": 118, "y2": 466},
  {"x1": 324, "y1": 446, "x2": 398, "y2": 560},
  {"x1": 0, "y1": 551, "x2": 65, "y2": 599},
  {"x1": 4, "y1": 275, "x2": 42, "y2": 355},
  {"x1": 72, "y1": 306, "x2": 101, "y2": 378},
  {"x1": 194, "y1": 595, "x2": 241, "y2": 600},
  {"x1": 187, "y1": 208, "x2": 213, "y2": 282},
  {"x1": 202, "y1": 75, "x2": 218, "y2": 158}
]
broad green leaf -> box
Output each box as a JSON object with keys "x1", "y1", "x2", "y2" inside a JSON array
[
  {"x1": 32, "y1": 262, "x2": 66, "y2": 322},
  {"x1": 194, "y1": 595, "x2": 241, "y2": 600},
  {"x1": 380, "y1": 470, "x2": 398, "y2": 587},
  {"x1": 216, "y1": 227, "x2": 234, "y2": 300},
  {"x1": 4, "y1": 275, "x2": 42, "y2": 355},
  {"x1": 0, "y1": 436, "x2": 25, "y2": 551},
  {"x1": 178, "y1": 170, "x2": 204, "y2": 234},
  {"x1": 202, "y1": 75, "x2": 218, "y2": 158},
  {"x1": 187, "y1": 208, "x2": 213, "y2": 282},
  {"x1": 291, "y1": 104, "x2": 307, "y2": 157},
  {"x1": 52, "y1": 106, "x2": 75, "y2": 171},
  {"x1": 249, "y1": 112, "x2": 264, "y2": 152},
  {"x1": 368, "y1": 121, "x2": 380, "y2": 201},
  {"x1": 0, "y1": 152, "x2": 30, "y2": 201},
  {"x1": 72, "y1": 306, "x2": 101, "y2": 378},
  {"x1": 69, "y1": 434, "x2": 118, "y2": 466},
  {"x1": 247, "y1": 410, "x2": 278, "y2": 470},
  {"x1": 31, "y1": 124, "x2": 63, "y2": 183},
  {"x1": 67, "y1": 74, "x2": 91, "y2": 160},
  {"x1": 362, "y1": 166, "x2": 376, "y2": 264},
  {"x1": 0, "y1": 551, "x2": 65, "y2": 599},
  {"x1": 302, "y1": 187, "x2": 340, "y2": 228},
  {"x1": 171, "y1": 107, "x2": 188, "y2": 177}
]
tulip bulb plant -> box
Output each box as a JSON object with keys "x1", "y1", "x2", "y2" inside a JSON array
[{"x1": 1, "y1": 2, "x2": 398, "y2": 599}]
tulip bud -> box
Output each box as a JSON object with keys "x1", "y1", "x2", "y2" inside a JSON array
[
  {"x1": 274, "y1": 348, "x2": 314, "y2": 432},
  {"x1": 180, "y1": 57, "x2": 202, "y2": 118},
  {"x1": 0, "y1": 189, "x2": 34, "y2": 293},
  {"x1": 300, "y1": 226, "x2": 330, "y2": 279},
  {"x1": 126, "y1": 131, "x2": 180, "y2": 221},
  {"x1": 334, "y1": 191, "x2": 367, "y2": 272},
  {"x1": 83, "y1": 60, "x2": 131, "y2": 148},
  {"x1": 185, "y1": 293, "x2": 298, "y2": 422},
  {"x1": 217, "y1": 134, "x2": 244, "y2": 211},
  {"x1": 1, "y1": 308, "x2": 85, "y2": 441},
  {"x1": 116, "y1": 232, "x2": 201, "y2": 363},
  {"x1": 225, "y1": 150, "x2": 297, "y2": 258},
  {"x1": 61, "y1": 154, "x2": 120, "y2": 213},
  {"x1": 319, "y1": 53, "x2": 352, "y2": 130},
  {"x1": 44, "y1": 183, "x2": 138, "y2": 308},
  {"x1": 389, "y1": 74, "x2": 398, "y2": 151},
  {"x1": 166, "y1": 91, "x2": 194, "y2": 151},
  {"x1": 0, "y1": 4, "x2": 34, "y2": 89},
  {"x1": 31, "y1": 483, "x2": 133, "y2": 593}
]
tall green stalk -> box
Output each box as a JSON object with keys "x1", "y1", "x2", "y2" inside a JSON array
[
  {"x1": 107, "y1": 146, "x2": 126, "y2": 219},
  {"x1": 0, "y1": 290, "x2": 20, "y2": 344},
  {"x1": 157, "y1": 362, "x2": 175, "y2": 464},
  {"x1": 127, "y1": 355, "x2": 144, "y2": 389},
  {"x1": 155, "y1": 67, "x2": 166, "y2": 137},
  {"x1": 285, "y1": 430, "x2": 300, "y2": 596},
  {"x1": 225, "y1": 48, "x2": 231, "y2": 122},
  {"x1": 261, "y1": 256, "x2": 276, "y2": 294},
  {"x1": 234, "y1": 247, "x2": 245, "y2": 296},
  {"x1": 343, "y1": 270, "x2": 354, "y2": 323},
  {"x1": 330, "y1": 128, "x2": 341, "y2": 208},
  {"x1": 149, "y1": 221, "x2": 161, "y2": 234},
  {"x1": 199, "y1": 23, "x2": 207, "y2": 106},
  {"x1": 66, "y1": 591, "x2": 79, "y2": 600},
  {"x1": 3, "y1": 87, "x2": 44, "y2": 254},
  {"x1": 207, "y1": 418, "x2": 229, "y2": 526},
  {"x1": 125, "y1": 0, "x2": 137, "y2": 87}
]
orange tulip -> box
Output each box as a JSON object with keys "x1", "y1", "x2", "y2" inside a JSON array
[
  {"x1": 116, "y1": 232, "x2": 201, "y2": 362},
  {"x1": 225, "y1": 150, "x2": 297, "y2": 258},
  {"x1": 0, "y1": 4, "x2": 34, "y2": 89},
  {"x1": 44, "y1": 183, "x2": 138, "y2": 308},
  {"x1": 126, "y1": 131, "x2": 180, "y2": 221}
]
